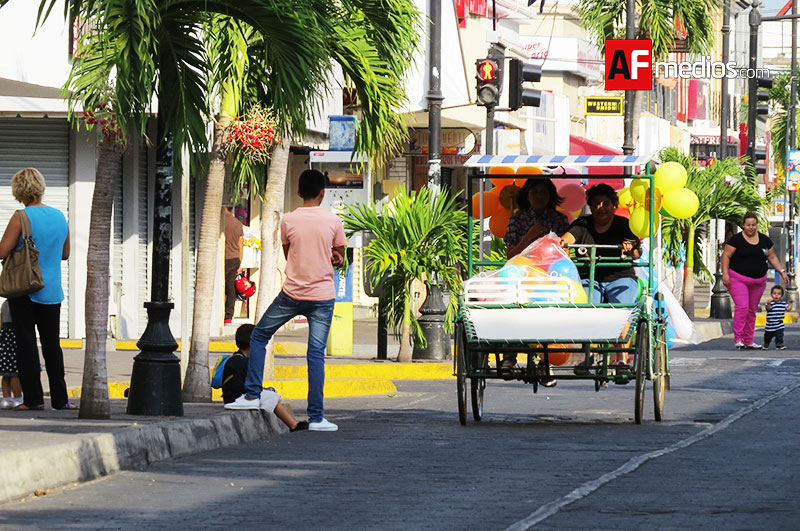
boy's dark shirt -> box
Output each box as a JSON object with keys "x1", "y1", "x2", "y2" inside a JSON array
[
  {"x1": 566, "y1": 215, "x2": 638, "y2": 282},
  {"x1": 221, "y1": 351, "x2": 248, "y2": 404}
]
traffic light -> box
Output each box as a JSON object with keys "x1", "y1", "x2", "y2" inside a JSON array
[
  {"x1": 476, "y1": 58, "x2": 501, "y2": 106},
  {"x1": 508, "y1": 58, "x2": 542, "y2": 110},
  {"x1": 753, "y1": 145, "x2": 767, "y2": 179},
  {"x1": 755, "y1": 73, "x2": 773, "y2": 118}
]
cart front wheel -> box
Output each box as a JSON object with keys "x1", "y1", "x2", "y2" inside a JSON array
[
  {"x1": 634, "y1": 319, "x2": 648, "y2": 424},
  {"x1": 455, "y1": 322, "x2": 468, "y2": 425},
  {"x1": 653, "y1": 324, "x2": 667, "y2": 421}
]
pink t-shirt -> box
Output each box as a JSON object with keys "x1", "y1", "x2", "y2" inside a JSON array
[{"x1": 280, "y1": 206, "x2": 347, "y2": 301}]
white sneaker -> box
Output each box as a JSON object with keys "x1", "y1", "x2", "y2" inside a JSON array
[
  {"x1": 224, "y1": 395, "x2": 260, "y2": 410},
  {"x1": 745, "y1": 343, "x2": 762, "y2": 349},
  {"x1": 308, "y1": 418, "x2": 338, "y2": 432},
  {"x1": 0, "y1": 397, "x2": 13, "y2": 409},
  {"x1": 734, "y1": 342, "x2": 745, "y2": 349}
]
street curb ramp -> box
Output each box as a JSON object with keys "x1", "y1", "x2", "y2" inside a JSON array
[{"x1": 0, "y1": 409, "x2": 285, "y2": 504}]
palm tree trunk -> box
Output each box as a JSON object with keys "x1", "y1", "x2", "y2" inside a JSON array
[
  {"x1": 255, "y1": 142, "x2": 290, "y2": 380},
  {"x1": 682, "y1": 225, "x2": 696, "y2": 319},
  {"x1": 182, "y1": 114, "x2": 231, "y2": 402},
  {"x1": 397, "y1": 288, "x2": 412, "y2": 362},
  {"x1": 80, "y1": 137, "x2": 124, "y2": 419}
]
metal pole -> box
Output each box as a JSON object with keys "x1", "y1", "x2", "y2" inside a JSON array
[
  {"x1": 711, "y1": 0, "x2": 733, "y2": 319},
  {"x1": 747, "y1": 1, "x2": 761, "y2": 178},
  {"x1": 787, "y1": 0, "x2": 798, "y2": 303},
  {"x1": 426, "y1": 0, "x2": 443, "y2": 196},
  {"x1": 622, "y1": 0, "x2": 636, "y2": 175}
]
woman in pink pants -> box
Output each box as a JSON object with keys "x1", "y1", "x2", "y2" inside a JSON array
[{"x1": 721, "y1": 212, "x2": 789, "y2": 349}]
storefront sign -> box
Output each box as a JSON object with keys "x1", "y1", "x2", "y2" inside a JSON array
[
  {"x1": 519, "y1": 36, "x2": 602, "y2": 80},
  {"x1": 787, "y1": 150, "x2": 800, "y2": 192},
  {"x1": 409, "y1": 128, "x2": 478, "y2": 155},
  {"x1": 584, "y1": 96, "x2": 623, "y2": 116}
]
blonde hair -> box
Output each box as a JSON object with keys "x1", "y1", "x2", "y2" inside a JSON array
[{"x1": 11, "y1": 168, "x2": 46, "y2": 205}]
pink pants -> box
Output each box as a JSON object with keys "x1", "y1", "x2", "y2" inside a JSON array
[{"x1": 728, "y1": 269, "x2": 767, "y2": 344}]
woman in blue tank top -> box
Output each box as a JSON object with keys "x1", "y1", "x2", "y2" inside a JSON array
[{"x1": 0, "y1": 168, "x2": 72, "y2": 410}]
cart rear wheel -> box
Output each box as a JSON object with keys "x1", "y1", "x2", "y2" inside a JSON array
[
  {"x1": 634, "y1": 319, "x2": 648, "y2": 424},
  {"x1": 653, "y1": 324, "x2": 667, "y2": 421},
  {"x1": 455, "y1": 322, "x2": 468, "y2": 425},
  {"x1": 471, "y1": 377, "x2": 485, "y2": 421}
]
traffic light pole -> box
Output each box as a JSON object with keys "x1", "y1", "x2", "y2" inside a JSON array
[
  {"x1": 746, "y1": 2, "x2": 760, "y2": 178},
  {"x1": 621, "y1": 0, "x2": 636, "y2": 175},
  {"x1": 788, "y1": 0, "x2": 798, "y2": 304},
  {"x1": 426, "y1": 0, "x2": 443, "y2": 196}
]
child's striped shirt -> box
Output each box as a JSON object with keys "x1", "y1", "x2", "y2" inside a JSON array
[{"x1": 765, "y1": 300, "x2": 788, "y2": 331}]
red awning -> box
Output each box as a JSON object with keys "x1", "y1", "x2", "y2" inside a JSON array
[{"x1": 569, "y1": 135, "x2": 625, "y2": 189}]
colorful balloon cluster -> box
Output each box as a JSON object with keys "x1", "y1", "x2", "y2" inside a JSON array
[
  {"x1": 617, "y1": 161, "x2": 699, "y2": 238},
  {"x1": 471, "y1": 167, "x2": 585, "y2": 238}
]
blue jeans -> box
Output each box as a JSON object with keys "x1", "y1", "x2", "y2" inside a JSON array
[
  {"x1": 245, "y1": 291, "x2": 335, "y2": 422},
  {"x1": 582, "y1": 277, "x2": 638, "y2": 304}
]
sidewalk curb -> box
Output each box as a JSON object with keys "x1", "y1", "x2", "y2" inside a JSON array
[
  {"x1": 0, "y1": 409, "x2": 285, "y2": 504},
  {"x1": 693, "y1": 319, "x2": 734, "y2": 343}
]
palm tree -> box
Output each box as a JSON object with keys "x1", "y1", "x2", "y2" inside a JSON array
[
  {"x1": 184, "y1": 0, "x2": 420, "y2": 399},
  {"x1": 659, "y1": 148, "x2": 765, "y2": 316},
  {"x1": 340, "y1": 188, "x2": 467, "y2": 362},
  {"x1": 578, "y1": 0, "x2": 718, "y2": 149}
]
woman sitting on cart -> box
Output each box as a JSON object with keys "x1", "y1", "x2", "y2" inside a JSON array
[
  {"x1": 500, "y1": 177, "x2": 569, "y2": 383},
  {"x1": 560, "y1": 184, "x2": 641, "y2": 369}
]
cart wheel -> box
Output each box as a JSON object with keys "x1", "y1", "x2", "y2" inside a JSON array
[
  {"x1": 653, "y1": 324, "x2": 667, "y2": 422},
  {"x1": 634, "y1": 319, "x2": 648, "y2": 424},
  {"x1": 471, "y1": 377, "x2": 485, "y2": 421},
  {"x1": 455, "y1": 322, "x2": 468, "y2": 425}
]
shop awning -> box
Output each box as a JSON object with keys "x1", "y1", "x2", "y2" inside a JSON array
[
  {"x1": 569, "y1": 135, "x2": 628, "y2": 189},
  {"x1": 463, "y1": 154, "x2": 650, "y2": 167}
]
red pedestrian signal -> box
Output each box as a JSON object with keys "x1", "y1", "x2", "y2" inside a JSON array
[{"x1": 476, "y1": 58, "x2": 501, "y2": 106}]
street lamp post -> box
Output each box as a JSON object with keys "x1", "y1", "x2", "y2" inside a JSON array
[
  {"x1": 711, "y1": 0, "x2": 733, "y2": 319},
  {"x1": 621, "y1": 0, "x2": 636, "y2": 176},
  {"x1": 787, "y1": 0, "x2": 799, "y2": 303},
  {"x1": 126, "y1": 114, "x2": 183, "y2": 416}
]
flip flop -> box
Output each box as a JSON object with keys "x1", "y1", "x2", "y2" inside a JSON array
[
  {"x1": 13, "y1": 403, "x2": 45, "y2": 411},
  {"x1": 58, "y1": 403, "x2": 79, "y2": 410}
]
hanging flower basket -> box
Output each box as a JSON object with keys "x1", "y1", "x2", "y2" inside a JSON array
[
  {"x1": 225, "y1": 105, "x2": 280, "y2": 164},
  {"x1": 79, "y1": 103, "x2": 125, "y2": 146}
]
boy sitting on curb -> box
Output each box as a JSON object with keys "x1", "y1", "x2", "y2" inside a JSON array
[{"x1": 223, "y1": 324, "x2": 308, "y2": 432}]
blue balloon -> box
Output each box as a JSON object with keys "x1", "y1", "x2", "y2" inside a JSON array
[
  {"x1": 498, "y1": 265, "x2": 525, "y2": 279},
  {"x1": 547, "y1": 258, "x2": 580, "y2": 282}
]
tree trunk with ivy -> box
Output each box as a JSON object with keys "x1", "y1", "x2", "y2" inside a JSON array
[
  {"x1": 183, "y1": 113, "x2": 232, "y2": 402},
  {"x1": 255, "y1": 142, "x2": 290, "y2": 380},
  {"x1": 80, "y1": 136, "x2": 125, "y2": 419}
]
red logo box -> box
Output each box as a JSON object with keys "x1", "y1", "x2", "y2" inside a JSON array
[{"x1": 605, "y1": 40, "x2": 652, "y2": 90}]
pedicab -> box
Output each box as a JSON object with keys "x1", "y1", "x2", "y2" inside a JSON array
[{"x1": 456, "y1": 154, "x2": 677, "y2": 425}]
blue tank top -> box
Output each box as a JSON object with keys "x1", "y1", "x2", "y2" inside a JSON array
[{"x1": 18, "y1": 206, "x2": 68, "y2": 304}]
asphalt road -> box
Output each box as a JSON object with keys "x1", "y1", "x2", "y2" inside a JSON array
[{"x1": 1, "y1": 331, "x2": 799, "y2": 530}]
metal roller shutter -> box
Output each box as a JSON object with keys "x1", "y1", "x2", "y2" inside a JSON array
[
  {"x1": 0, "y1": 118, "x2": 70, "y2": 336},
  {"x1": 112, "y1": 166, "x2": 123, "y2": 335},
  {"x1": 138, "y1": 144, "x2": 150, "y2": 335}
]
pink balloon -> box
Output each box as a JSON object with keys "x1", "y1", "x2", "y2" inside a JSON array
[{"x1": 559, "y1": 183, "x2": 586, "y2": 212}]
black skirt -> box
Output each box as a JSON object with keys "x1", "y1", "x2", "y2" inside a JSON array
[{"x1": 0, "y1": 325, "x2": 18, "y2": 377}]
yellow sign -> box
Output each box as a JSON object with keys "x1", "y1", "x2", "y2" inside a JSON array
[{"x1": 585, "y1": 96, "x2": 624, "y2": 116}]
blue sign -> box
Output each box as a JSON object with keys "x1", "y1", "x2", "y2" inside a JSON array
[
  {"x1": 333, "y1": 263, "x2": 354, "y2": 303},
  {"x1": 787, "y1": 150, "x2": 800, "y2": 192}
]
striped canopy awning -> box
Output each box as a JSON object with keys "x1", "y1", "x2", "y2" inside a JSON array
[{"x1": 463, "y1": 154, "x2": 653, "y2": 167}]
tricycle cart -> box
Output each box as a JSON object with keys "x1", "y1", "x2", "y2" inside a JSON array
[{"x1": 456, "y1": 155, "x2": 670, "y2": 425}]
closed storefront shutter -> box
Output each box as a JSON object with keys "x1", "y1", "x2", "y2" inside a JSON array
[
  {"x1": 0, "y1": 118, "x2": 70, "y2": 336},
  {"x1": 112, "y1": 167, "x2": 123, "y2": 335},
  {"x1": 137, "y1": 144, "x2": 150, "y2": 335}
]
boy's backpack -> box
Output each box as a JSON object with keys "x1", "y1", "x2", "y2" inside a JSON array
[{"x1": 211, "y1": 354, "x2": 231, "y2": 389}]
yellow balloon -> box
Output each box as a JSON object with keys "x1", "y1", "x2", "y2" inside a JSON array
[
  {"x1": 662, "y1": 188, "x2": 699, "y2": 219},
  {"x1": 618, "y1": 187, "x2": 634, "y2": 210},
  {"x1": 629, "y1": 206, "x2": 660, "y2": 238},
  {"x1": 654, "y1": 161, "x2": 688, "y2": 193},
  {"x1": 569, "y1": 280, "x2": 588, "y2": 304},
  {"x1": 630, "y1": 178, "x2": 651, "y2": 203}
]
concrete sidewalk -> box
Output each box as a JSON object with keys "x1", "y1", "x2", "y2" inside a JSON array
[{"x1": 0, "y1": 316, "x2": 735, "y2": 505}]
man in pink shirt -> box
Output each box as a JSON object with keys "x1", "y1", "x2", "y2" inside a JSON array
[{"x1": 226, "y1": 170, "x2": 346, "y2": 432}]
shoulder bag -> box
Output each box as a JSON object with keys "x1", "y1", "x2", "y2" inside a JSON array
[{"x1": 0, "y1": 210, "x2": 44, "y2": 298}]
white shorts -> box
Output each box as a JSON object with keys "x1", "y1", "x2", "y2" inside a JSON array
[{"x1": 259, "y1": 389, "x2": 281, "y2": 412}]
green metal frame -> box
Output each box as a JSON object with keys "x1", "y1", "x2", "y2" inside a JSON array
[{"x1": 460, "y1": 166, "x2": 670, "y2": 386}]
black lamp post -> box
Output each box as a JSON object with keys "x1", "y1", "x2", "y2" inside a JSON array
[{"x1": 126, "y1": 113, "x2": 184, "y2": 416}]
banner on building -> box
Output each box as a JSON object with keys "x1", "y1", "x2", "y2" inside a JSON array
[{"x1": 787, "y1": 150, "x2": 800, "y2": 192}]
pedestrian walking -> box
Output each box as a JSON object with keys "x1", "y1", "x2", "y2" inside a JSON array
[
  {"x1": 763, "y1": 285, "x2": 792, "y2": 350},
  {"x1": 721, "y1": 211, "x2": 789, "y2": 350},
  {"x1": 0, "y1": 300, "x2": 23, "y2": 409},
  {"x1": 225, "y1": 169, "x2": 346, "y2": 432},
  {"x1": 0, "y1": 168, "x2": 74, "y2": 410},
  {"x1": 224, "y1": 204, "x2": 244, "y2": 324},
  {"x1": 221, "y1": 324, "x2": 308, "y2": 432}
]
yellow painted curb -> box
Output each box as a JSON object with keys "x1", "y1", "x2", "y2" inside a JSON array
[
  {"x1": 112, "y1": 340, "x2": 277, "y2": 352},
  {"x1": 755, "y1": 311, "x2": 798, "y2": 327},
  {"x1": 275, "y1": 363, "x2": 454, "y2": 380},
  {"x1": 60, "y1": 339, "x2": 83, "y2": 349},
  {"x1": 67, "y1": 377, "x2": 396, "y2": 401}
]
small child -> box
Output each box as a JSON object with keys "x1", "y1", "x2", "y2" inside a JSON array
[
  {"x1": 0, "y1": 300, "x2": 23, "y2": 409},
  {"x1": 764, "y1": 285, "x2": 793, "y2": 350},
  {"x1": 222, "y1": 324, "x2": 308, "y2": 432}
]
